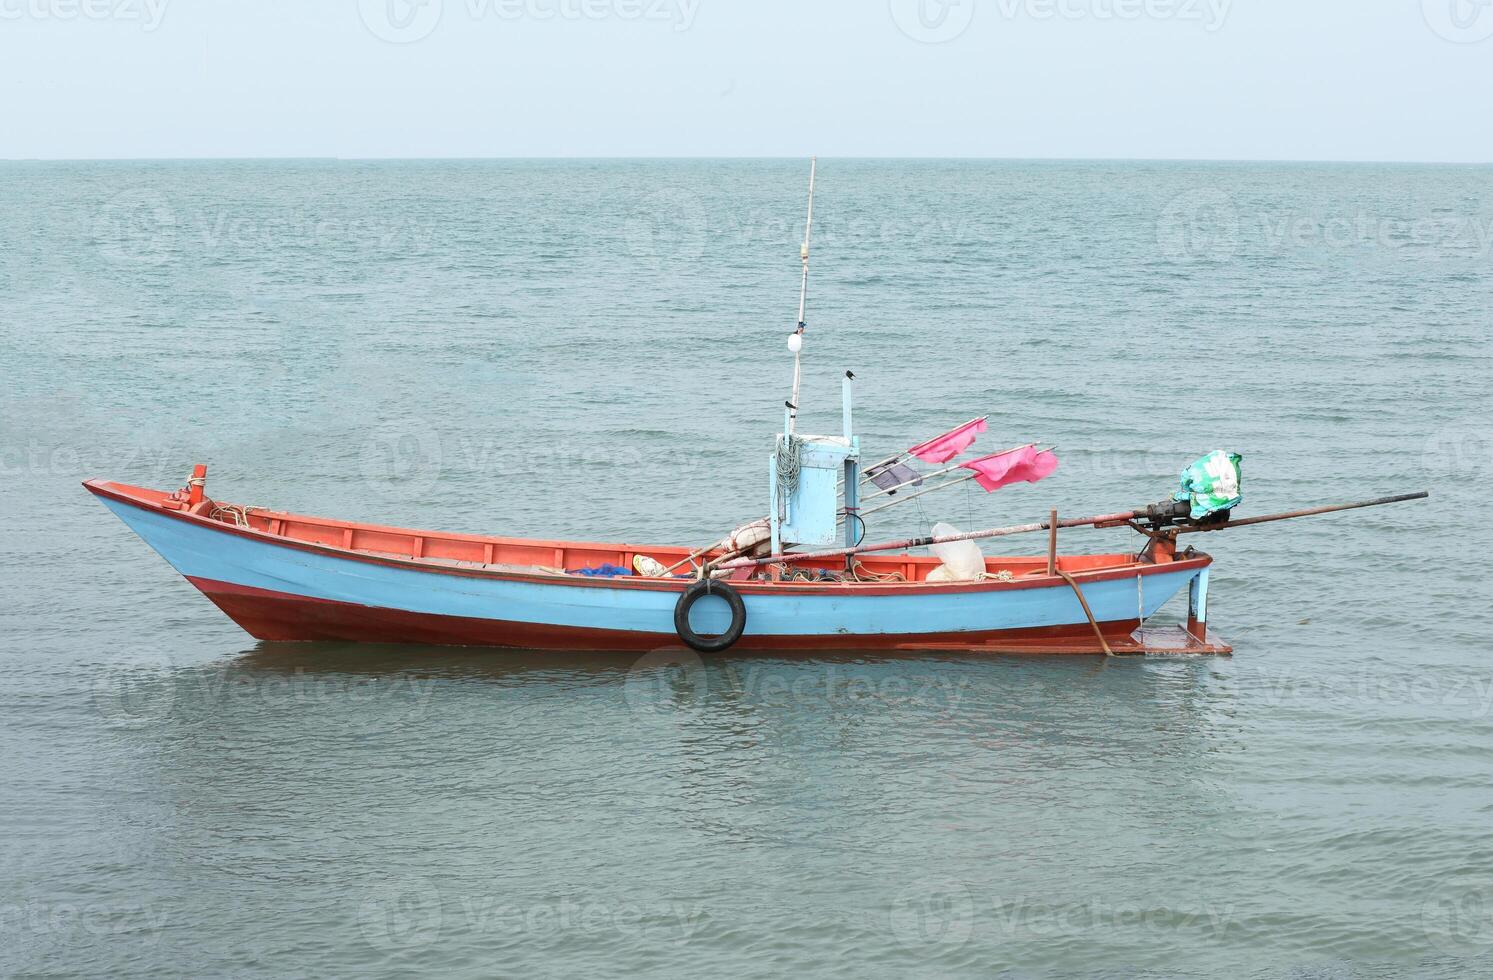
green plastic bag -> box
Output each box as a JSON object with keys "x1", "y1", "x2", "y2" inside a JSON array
[{"x1": 1174, "y1": 451, "x2": 1243, "y2": 519}]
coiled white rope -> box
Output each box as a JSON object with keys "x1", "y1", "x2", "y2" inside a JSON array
[{"x1": 776, "y1": 434, "x2": 805, "y2": 497}]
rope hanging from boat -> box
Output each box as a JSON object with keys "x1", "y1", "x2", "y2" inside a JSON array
[
  {"x1": 1056, "y1": 570, "x2": 1114, "y2": 657},
  {"x1": 776, "y1": 433, "x2": 805, "y2": 496}
]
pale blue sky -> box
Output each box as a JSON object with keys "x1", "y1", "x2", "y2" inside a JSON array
[{"x1": 2, "y1": 0, "x2": 1490, "y2": 160}]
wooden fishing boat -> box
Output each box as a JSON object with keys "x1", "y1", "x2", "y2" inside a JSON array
[
  {"x1": 85, "y1": 161, "x2": 1427, "y2": 656},
  {"x1": 82, "y1": 477, "x2": 1228, "y2": 655}
]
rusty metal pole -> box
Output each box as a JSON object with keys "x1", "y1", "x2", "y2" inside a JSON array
[
  {"x1": 715, "y1": 491, "x2": 1429, "y2": 572},
  {"x1": 1172, "y1": 492, "x2": 1429, "y2": 534}
]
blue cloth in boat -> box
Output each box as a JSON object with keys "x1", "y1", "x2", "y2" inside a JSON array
[{"x1": 572, "y1": 563, "x2": 633, "y2": 577}]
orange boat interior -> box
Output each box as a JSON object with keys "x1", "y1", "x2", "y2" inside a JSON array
[{"x1": 97, "y1": 479, "x2": 1159, "y2": 585}]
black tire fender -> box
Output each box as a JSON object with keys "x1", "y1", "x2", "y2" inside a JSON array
[{"x1": 673, "y1": 579, "x2": 747, "y2": 653}]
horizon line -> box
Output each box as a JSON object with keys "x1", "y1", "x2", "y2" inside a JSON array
[{"x1": 3, "y1": 154, "x2": 1492, "y2": 166}]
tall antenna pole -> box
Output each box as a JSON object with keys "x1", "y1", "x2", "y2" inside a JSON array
[{"x1": 787, "y1": 156, "x2": 816, "y2": 434}]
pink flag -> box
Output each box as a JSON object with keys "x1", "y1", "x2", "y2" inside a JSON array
[
  {"x1": 960, "y1": 447, "x2": 1059, "y2": 492},
  {"x1": 907, "y1": 418, "x2": 988, "y2": 464}
]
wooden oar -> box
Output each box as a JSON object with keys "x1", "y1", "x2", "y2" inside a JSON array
[{"x1": 659, "y1": 538, "x2": 727, "y2": 577}]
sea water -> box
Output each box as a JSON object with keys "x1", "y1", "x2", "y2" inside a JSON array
[{"x1": 1, "y1": 159, "x2": 1491, "y2": 977}]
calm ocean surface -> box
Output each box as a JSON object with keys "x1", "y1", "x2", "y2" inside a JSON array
[{"x1": 2, "y1": 159, "x2": 1491, "y2": 978}]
